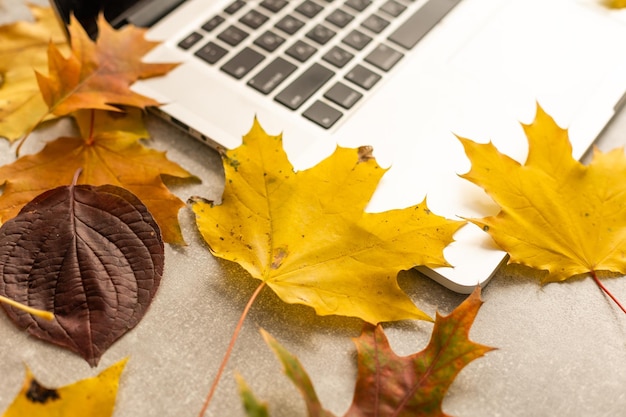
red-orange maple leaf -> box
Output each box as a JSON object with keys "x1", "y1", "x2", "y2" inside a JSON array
[{"x1": 36, "y1": 14, "x2": 177, "y2": 116}]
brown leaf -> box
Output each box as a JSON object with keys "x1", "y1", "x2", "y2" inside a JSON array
[
  {"x1": 36, "y1": 14, "x2": 177, "y2": 116},
  {"x1": 0, "y1": 181, "x2": 163, "y2": 366}
]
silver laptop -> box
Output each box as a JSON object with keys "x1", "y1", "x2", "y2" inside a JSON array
[{"x1": 51, "y1": 0, "x2": 626, "y2": 293}]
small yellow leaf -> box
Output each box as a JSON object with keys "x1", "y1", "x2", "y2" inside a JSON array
[
  {"x1": 459, "y1": 104, "x2": 626, "y2": 282},
  {"x1": 2, "y1": 358, "x2": 128, "y2": 417},
  {"x1": 192, "y1": 118, "x2": 464, "y2": 323}
]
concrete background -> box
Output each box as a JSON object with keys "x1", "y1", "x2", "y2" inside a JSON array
[{"x1": 1, "y1": 1, "x2": 626, "y2": 416}]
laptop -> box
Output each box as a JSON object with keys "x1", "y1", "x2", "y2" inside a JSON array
[{"x1": 50, "y1": 0, "x2": 626, "y2": 293}]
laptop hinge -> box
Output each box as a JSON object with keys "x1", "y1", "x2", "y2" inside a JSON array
[
  {"x1": 112, "y1": 0, "x2": 188, "y2": 28},
  {"x1": 615, "y1": 89, "x2": 626, "y2": 113}
]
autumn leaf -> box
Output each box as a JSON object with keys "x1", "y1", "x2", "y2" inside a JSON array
[
  {"x1": 458, "y1": 104, "x2": 626, "y2": 283},
  {"x1": 241, "y1": 287, "x2": 494, "y2": 417},
  {"x1": 0, "y1": 5, "x2": 68, "y2": 141},
  {"x1": 605, "y1": 0, "x2": 626, "y2": 8},
  {"x1": 0, "y1": 109, "x2": 193, "y2": 244},
  {"x1": 35, "y1": 13, "x2": 177, "y2": 117},
  {"x1": 0, "y1": 179, "x2": 163, "y2": 366},
  {"x1": 2, "y1": 358, "x2": 127, "y2": 417},
  {"x1": 191, "y1": 118, "x2": 464, "y2": 324}
]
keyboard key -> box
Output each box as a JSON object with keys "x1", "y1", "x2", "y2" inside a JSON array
[
  {"x1": 275, "y1": 15, "x2": 305, "y2": 35},
  {"x1": 254, "y1": 30, "x2": 286, "y2": 52},
  {"x1": 306, "y1": 24, "x2": 336, "y2": 45},
  {"x1": 295, "y1": 0, "x2": 324, "y2": 17},
  {"x1": 361, "y1": 14, "x2": 390, "y2": 33},
  {"x1": 342, "y1": 29, "x2": 372, "y2": 50},
  {"x1": 201, "y1": 15, "x2": 225, "y2": 32},
  {"x1": 218, "y1": 25, "x2": 249, "y2": 46},
  {"x1": 194, "y1": 41, "x2": 228, "y2": 64},
  {"x1": 364, "y1": 43, "x2": 403, "y2": 71},
  {"x1": 285, "y1": 40, "x2": 317, "y2": 62},
  {"x1": 322, "y1": 45, "x2": 354, "y2": 68},
  {"x1": 345, "y1": 64, "x2": 381, "y2": 89},
  {"x1": 224, "y1": 0, "x2": 246, "y2": 14},
  {"x1": 260, "y1": 0, "x2": 289, "y2": 12},
  {"x1": 345, "y1": 0, "x2": 371, "y2": 12},
  {"x1": 178, "y1": 32, "x2": 203, "y2": 50},
  {"x1": 388, "y1": 0, "x2": 462, "y2": 49},
  {"x1": 325, "y1": 9, "x2": 355, "y2": 28},
  {"x1": 221, "y1": 47, "x2": 265, "y2": 79},
  {"x1": 248, "y1": 57, "x2": 297, "y2": 94},
  {"x1": 303, "y1": 101, "x2": 343, "y2": 129},
  {"x1": 380, "y1": 0, "x2": 406, "y2": 17},
  {"x1": 324, "y1": 82, "x2": 362, "y2": 109},
  {"x1": 275, "y1": 63, "x2": 335, "y2": 110},
  {"x1": 239, "y1": 9, "x2": 270, "y2": 29}
]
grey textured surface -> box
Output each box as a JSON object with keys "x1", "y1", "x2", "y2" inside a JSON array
[{"x1": 1, "y1": 1, "x2": 626, "y2": 416}]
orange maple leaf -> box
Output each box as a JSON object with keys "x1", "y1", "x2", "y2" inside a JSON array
[
  {"x1": 0, "y1": 109, "x2": 194, "y2": 244},
  {"x1": 36, "y1": 14, "x2": 177, "y2": 117}
]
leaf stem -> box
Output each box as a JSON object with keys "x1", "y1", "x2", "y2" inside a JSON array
[
  {"x1": 590, "y1": 270, "x2": 626, "y2": 314},
  {"x1": 197, "y1": 280, "x2": 267, "y2": 417},
  {"x1": 0, "y1": 295, "x2": 54, "y2": 320}
]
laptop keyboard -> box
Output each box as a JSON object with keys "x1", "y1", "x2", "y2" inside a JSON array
[{"x1": 177, "y1": 0, "x2": 462, "y2": 129}]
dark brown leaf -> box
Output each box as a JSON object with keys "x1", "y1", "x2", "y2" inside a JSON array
[{"x1": 0, "y1": 182, "x2": 163, "y2": 366}]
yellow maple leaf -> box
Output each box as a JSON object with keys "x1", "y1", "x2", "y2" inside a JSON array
[
  {"x1": 2, "y1": 358, "x2": 127, "y2": 417},
  {"x1": 0, "y1": 5, "x2": 68, "y2": 141},
  {"x1": 0, "y1": 109, "x2": 194, "y2": 244},
  {"x1": 36, "y1": 14, "x2": 177, "y2": 117},
  {"x1": 458, "y1": 104, "x2": 626, "y2": 282},
  {"x1": 605, "y1": 0, "x2": 626, "y2": 8},
  {"x1": 191, "y1": 119, "x2": 464, "y2": 323}
]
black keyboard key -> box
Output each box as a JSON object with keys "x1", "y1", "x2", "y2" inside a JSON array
[
  {"x1": 224, "y1": 0, "x2": 246, "y2": 14},
  {"x1": 225, "y1": 0, "x2": 246, "y2": 14},
  {"x1": 254, "y1": 31, "x2": 286, "y2": 52},
  {"x1": 261, "y1": 0, "x2": 289, "y2": 12},
  {"x1": 202, "y1": 15, "x2": 225, "y2": 32},
  {"x1": 303, "y1": 101, "x2": 342, "y2": 129},
  {"x1": 275, "y1": 15, "x2": 305, "y2": 35},
  {"x1": 345, "y1": 0, "x2": 371, "y2": 12},
  {"x1": 239, "y1": 9, "x2": 270, "y2": 29},
  {"x1": 324, "y1": 82, "x2": 362, "y2": 109},
  {"x1": 218, "y1": 25, "x2": 249, "y2": 46},
  {"x1": 322, "y1": 45, "x2": 354, "y2": 68},
  {"x1": 325, "y1": 9, "x2": 355, "y2": 28},
  {"x1": 221, "y1": 47, "x2": 265, "y2": 79},
  {"x1": 248, "y1": 57, "x2": 297, "y2": 94},
  {"x1": 275, "y1": 63, "x2": 335, "y2": 110},
  {"x1": 306, "y1": 24, "x2": 336, "y2": 45},
  {"x1": 195, "y1": 41, "x2": 228, "y2": 64},
  {"x1": 342, "y1": 29, "x2": 372, "y2": 50},
  {"x1": 285, "y1": 40, "x2": 317, "y2": 62},
  {"x1": 388, "y1": 0, "x2": 462, "y2": 49},
  {"x1": 345, "y1": 64, "x2": 381, "y2": 89},
  {"x1": 179, "y1": 32, "x2": 203, "y2": 50},
  {"x1": 295, "y1": 0, "x2": 324, "y2": 17},
  {"x1": 364, "y1": 43, "x2": 403, "y2": 71},
  {"x1": 380, "y1": 0, "x2": 406, "y2": 17},
  {"x1": 361, "y1": 14, "x2": 390, "y2": 33}
]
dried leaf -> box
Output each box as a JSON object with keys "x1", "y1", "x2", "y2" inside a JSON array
[
  {"x1": 0, "y1": 5, "x2": 68, "y2": 141},
  {"x1": 2, "y1": 358, "x2": 127, "y2": 417},
  {"x1": 0, "y1": 109, "x2": 193, "y2": 244},
  {"x1": 191, "y1": 118, "x2": 464, "y2": 324},
  {"x1": 0, "y1": 181, "x2": 163, "y2": 366},
  {"x1": 243, "y1": 287, "x2": 494, "y2": 417},
  {"x1": 605, "y1": 0, "x2": 626, "y2": 8},
  {"x1": 458, "y1": 104, "x2": 626, "y2": 282},
  {"x1": 36, "y1": 14, "x2": 177, "y2": 117}
]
